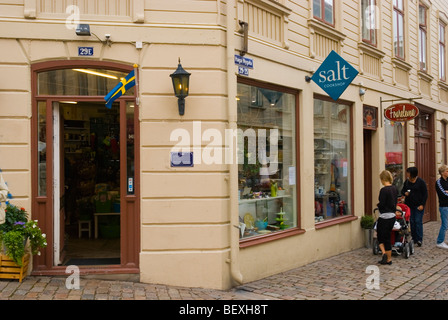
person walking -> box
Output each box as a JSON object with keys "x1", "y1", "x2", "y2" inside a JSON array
[
  {"x1": 377, "y1": 170, "x2": 398, "y2": 265},
  {"x1": 436, "y1": 164, "x2": 448, "y2": 249},
  {"x1": 401, "y1": 167, "x2": 428, "y2": 247}
]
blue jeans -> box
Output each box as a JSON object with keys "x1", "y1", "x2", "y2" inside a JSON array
[
  {"x1": 410, "y1": 207, "x2": 424, "y2": 243},
  {"x1": 437, "y1": 207, "x2": 448, "y2": 244}
]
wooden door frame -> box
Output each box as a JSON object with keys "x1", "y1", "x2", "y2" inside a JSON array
[
  {"x1": 363, "y1": 129, "x2": 373, "y2": 215},
  {"x1": 30, "y1": 60, "x2": 140, "y2": 275},
  {"x1": 414, "y1": 104, "x2": 437, "y2": 222}
]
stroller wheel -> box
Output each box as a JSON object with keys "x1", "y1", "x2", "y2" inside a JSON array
[
  {"x1": 409, "y1": 240, "x2": 415, "y2": 255},
  {"x1": 404, "y1": 243, "x2": 410, "y2": 259}
]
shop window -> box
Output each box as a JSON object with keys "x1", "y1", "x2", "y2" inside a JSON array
[
  {"x1": 314, "y1": 98, "x2": 351, "y2": 223},
  {"x1": 385, "y1": 119, "x2": 405, "y2": 192},
  {"x1": 37, "y1": 69, "x2": 134, "y2": 96},
  {"x1": 237, "y1": 81, "x2": 298, "y2": 240}
]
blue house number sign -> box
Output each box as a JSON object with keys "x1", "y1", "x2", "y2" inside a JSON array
[
  {"x1": 311, "y1": 50, "x2": 358, "y2": 101},
  {"x1": 78, "y1": 47, "x2": 94, "y2": 56}
]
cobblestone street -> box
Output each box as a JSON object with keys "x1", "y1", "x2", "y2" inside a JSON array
[{"x1": 1, "y1": 221, "x2": 448, "y2": 300}]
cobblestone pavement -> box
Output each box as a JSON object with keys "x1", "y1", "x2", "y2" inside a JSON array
[{"x1": 1, "y1": 221, "x2": 448, "y2": 300}]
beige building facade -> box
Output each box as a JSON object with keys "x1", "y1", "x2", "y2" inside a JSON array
[{"x1": 1, "y1": 0, "x2": 448, "y2": 290}]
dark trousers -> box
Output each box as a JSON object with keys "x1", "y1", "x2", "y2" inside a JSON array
[
  {"x1": 410, "y1": 206, "x2": 424, "y2": 243},
  {"x1": 377, "y1": 217, "x2": 396, "y2": 251}
]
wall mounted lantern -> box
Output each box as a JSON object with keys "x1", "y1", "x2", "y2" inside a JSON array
[{"x1": 170, "y1": 58, "x2": 191, "y2": 116}]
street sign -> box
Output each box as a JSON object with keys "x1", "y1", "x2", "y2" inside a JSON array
[
  {"x1": 238, "y1": 66, "x2": 249, "y2": 76},
  {"x1": 234, "y1": 54, "x2": 254, "y2": 69},
  {"x1": 311, "y1": 50, "x2": 359, "y2": 101},
  {"x1": 384, "y1": 103, "x2": 419, "y2": 122}
]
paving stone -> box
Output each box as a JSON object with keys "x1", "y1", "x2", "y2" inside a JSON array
[{"x1": 0, "y1": 221, "x2": 447, "y2": 301}]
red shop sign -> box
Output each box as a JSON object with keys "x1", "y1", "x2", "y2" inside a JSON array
[{"x1": 384, "y1": 103, "x2": 419, "y2": 122}]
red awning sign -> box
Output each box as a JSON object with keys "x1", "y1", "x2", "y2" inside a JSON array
[{"x1": 384, "y1": 103, "x2": 419, "y2": 122}]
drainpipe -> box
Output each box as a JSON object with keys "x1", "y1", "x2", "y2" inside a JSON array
[{"x1": 226, "y1": 0, "x2": 244, "y2": 286}]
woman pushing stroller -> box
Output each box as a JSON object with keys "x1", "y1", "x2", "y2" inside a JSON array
[{"x1": 377, "y1": 170, "x2": 398, "y2": 265}]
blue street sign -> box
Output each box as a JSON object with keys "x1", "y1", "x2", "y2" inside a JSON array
[
  {"x1": 234, "y1": 54, "x2": 254, "y2": 69},
  {"x1": 78, "y1": 47, "x2": 94, "y2": 56},
  {"x1": 311, "y1": 50, "x2": 358, "y2": 101},
  {"x1": 238, "y1": 66, "x2": 249, "y2": 76}
]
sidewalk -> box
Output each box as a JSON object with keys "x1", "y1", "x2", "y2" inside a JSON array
[{"x1": 1, "y1": 221, "x2": 448, "y2": 300}]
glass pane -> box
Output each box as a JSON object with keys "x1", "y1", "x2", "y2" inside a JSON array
[
  {"x1": 126, "y1": 102, "x2": 135, "y2": 195},
  {"x1": 313, "y1": 0, "x2": 322, "y2": 19},
  {"x1": 385, "y1": 119, "x2": 405, "y2": 192},
  {"x1": 38, "y1": 101, "x2": 47, "y2": 196},
  {"x1": 362, "y1": 0, "x2": 369, "y2": 40},
  {"x1": 440, "y1": 24, "x2": 445, "y2": 44},
  {"x1": 314, "y1": 99, "x2": 351, "y2": 223},
  {"x1": 237, "y1": 83, "x2": 297, "y2": 239},
  {"x1": 420, "y1": 30, "x2": 427, "y2": 70},
  {"x1": 419, "y1": 6, "x2": 426, "y2": 25},
  {"x1": 38, "y1": 69, "x2": 134, "y2": 96},
  {"x1": 398, "y1": 14, "x2": 404, "y2": 58},
  {"x1": 440, "y1": 46, "x2": 445, "y2": 79},
  {"x1": 393, "y1": 12, "x2": 398, "y2": 56},
  {"x1": 324, "y1": 0, "x2": 334, "y2": 24}
]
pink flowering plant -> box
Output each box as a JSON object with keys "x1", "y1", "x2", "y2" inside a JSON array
[{"x1": 0, "y1": 203, "x2": 47, "y2": 266}]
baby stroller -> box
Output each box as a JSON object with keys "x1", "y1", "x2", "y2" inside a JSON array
[{"x1": 372, "y1": 203, "x2": 414, "y2": 259}]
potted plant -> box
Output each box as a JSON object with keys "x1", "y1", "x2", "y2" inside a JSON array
[
  {"x1": 0, "y1": 203, "x2": 47, "y2": 266},
  {"x1": 360, "y1": 215, "x2": 375, "y2": 248}
]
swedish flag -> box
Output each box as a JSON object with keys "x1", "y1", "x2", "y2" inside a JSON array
[{"x1": 104, "y1": 68, "x2": 136, "y2": 109}]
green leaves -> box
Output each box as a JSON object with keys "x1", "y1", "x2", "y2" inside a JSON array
[
  {"x1": 0, "y1": 204, "x2": 47, "y2": 266},
  {"x1": 3, "y1": 230, "x2": 25, "y2": 266}
]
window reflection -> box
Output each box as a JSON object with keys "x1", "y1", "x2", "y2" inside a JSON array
[{"x1": 37, "y1": 69, "x2": 134, "y2": 96}]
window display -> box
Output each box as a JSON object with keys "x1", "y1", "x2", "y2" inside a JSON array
[
  {"x1": 385, "y1": 119, "x2": 405, "y2": 191},
  {"x1": 314, "y1": 98, "x2": 351, "y2": 222},
  {"x1": 237, "y1": 81, "x2": 297, "y2": 239}
]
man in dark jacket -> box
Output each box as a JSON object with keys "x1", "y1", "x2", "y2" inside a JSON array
[{"x1": 401, "y1": 167, "x2": 427, "y2": 247}]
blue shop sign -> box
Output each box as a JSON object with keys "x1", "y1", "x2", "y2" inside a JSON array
[{"x1": 311, "y1": 50, "x2": 358, "y2": 101}]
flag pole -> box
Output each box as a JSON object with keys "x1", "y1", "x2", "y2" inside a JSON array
[{"x1": 134, "y1": 63, "x2": 140, "y2": 106}]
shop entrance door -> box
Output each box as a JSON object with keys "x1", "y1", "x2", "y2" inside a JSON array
[
  {"x1": 414, "y1": 109, "x2": 436, "y2": 223},
  {"x1": 53, "y1": 101, "x2": 124, "y2": 266},
  {"x1": 32, "y1": 62, "x2": 140, "y2": 274}
]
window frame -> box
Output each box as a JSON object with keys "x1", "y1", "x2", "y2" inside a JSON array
[
  {"x1": 393, "y1": 0, "x2": 406, "y2": 60},
  {"x1": 419, "y1": 4, "x2": 428, "y2": 72},
  {"x1": 442, "y1": 121, "x2": 447, "y2": 165},
  {"x1": 440, "y1": 21, "x2": 447, "y2": 81},
  {"x1": 362, "y1": 0, "x2": 378, "y2": 47},
  {"x1": 313, "y1": 95, "x2": 357, "y2": 230},
  {"x1": 237, "y1": 77, "x2": 304, "y2": 248},
  {"x1": 313, "y1": 0, "x2": 335, "y2": 27}
]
